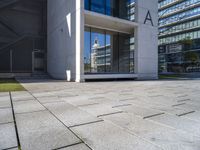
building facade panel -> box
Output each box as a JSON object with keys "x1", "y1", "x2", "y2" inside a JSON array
[{"x1": 159, "y1": 0, "x2": 200, "y2": 74}]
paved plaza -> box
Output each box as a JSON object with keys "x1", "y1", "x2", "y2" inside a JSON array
[{"x1": 1, "y1": 79, "x2": 200, "y2": 150}]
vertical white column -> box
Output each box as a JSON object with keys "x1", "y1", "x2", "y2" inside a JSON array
[
  {"x1": 76, "y1": 0, "x2": 85, "y2": 82},
  {"x1": 135, "y1": 0, "x2": 158, "y2": 79}
]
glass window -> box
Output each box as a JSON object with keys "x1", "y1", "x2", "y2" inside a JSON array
[
  {"x1": 85, "y1": 0, "x2": 134, "y2": 21},
  {"x1": 91, "y1": 28, "x2": 106, "y2": 73},
  {"x1": 84, "y1": 27, "x2": 133, "y2": 74},
  {"x1": 91, "y1": 0, "x2": 105, "y2": 14},
  {"x1": 84, "y1": 0, "x2": 90, "y2": 10},
  {"x1": 84, "y1": 27, "x2": 91, "y2": 73}
]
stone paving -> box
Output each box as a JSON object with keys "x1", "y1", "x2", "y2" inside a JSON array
[{"x1": 1, "y1": 79, "x2": 200, "y2": 150}]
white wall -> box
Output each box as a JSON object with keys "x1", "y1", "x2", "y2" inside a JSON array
[
  {"x1": 135, "y1": 0, "x2": 158, "y2": 79},
  {"x1": 48, "y1": 0, "x2": 82, "y2": 81}
]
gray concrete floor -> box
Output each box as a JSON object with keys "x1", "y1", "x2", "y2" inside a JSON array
[{"x1": 1, "y1": 79, "x2": 200, "y2": 150}]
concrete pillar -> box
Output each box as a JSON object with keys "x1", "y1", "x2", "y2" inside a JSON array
[
  {"x1": 75, "y1": 0, "x2": 85, "y2": 82},
  {"x1": 47, "y1": 0, "x2": 84, "y2": 81},
  {"x1": 135, "y1": 0, "x2": 158, "y2": 79}
]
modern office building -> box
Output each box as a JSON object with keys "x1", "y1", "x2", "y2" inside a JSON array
[
  {"x1": 0, "y1": 0, "x2": 158, "y2": 82},
  {"x1": 48, "y1": 0, "x2": 158, "y2": 82},
  {"x1": 158, "y1": 0, "x2": 200, "y2": 73}
]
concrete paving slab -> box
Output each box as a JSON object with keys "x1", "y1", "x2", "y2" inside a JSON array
[
  {"x1": 118, "y1": 104, "x2": 164, "y2": 118},
  {"x1": 0, "y1": 123, "x2": 17, "y2": 150},
  {"x1": 0, "y1": 96, "x2": 10, "y2": 103},
  {"x1": 11, "y1": 91, "x2": 34, "y2": 101},
  {"x1": 13, "y1": 100, "x2": 45, "y2": 114},
  {"x1": 8, "y1": 79, "x2": 200, "y2": 149},
  {"x1": 0, "y1": 98, "x2": 11, "y2": 108},
  {"x1": 61, "y1": 96, "x2": 97, "y2": 107},
  {"x1": 149, "y1": 114, "x2": 200, "y2": 137},
  {"x1": 78, "y1": 103, "x2": 122, "y2": 117},
  {"x1": 16, "y1": 111, "x2": 81, "y2": 150},
  {"x1": 0, "y1": 92, "x2": 9, "y2": 97},
  {"x1": 37, "y1": 96, "x2": 65, "y2": 104},
  {"x1": 102, "y1": 112, "x2": 200, "y2": 150},
  {"x1": 0, "y1": 108, "x2": 13, "y2": 124},
  {"x1": 31, "y1": 91, "x2": 55, "y2": 98},
  {"x1": 59, "y1": 143, "x2": 91, "y2": 150},
  {"x1": 44, "y1": 102, "x2": 102, "y2": 127},
  {"x1": 8, "y1": 147, "x2": 18, "y2": 150},
  {"x1": 71, "y1": 121, "x2": 161, "y2": 150},
  {"x1": 181, "y1": 111, "x2": 200, "y2": 122}
]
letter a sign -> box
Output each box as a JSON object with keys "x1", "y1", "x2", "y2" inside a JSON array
[{"x1": 144, "y1": 10, "x2": 153, "y2": 26}]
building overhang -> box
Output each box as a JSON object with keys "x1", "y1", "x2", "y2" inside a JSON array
[
  {"x1": 84, "y1": 10, "x2": 137, "y2": 34},
  {"x1": 84, "y1": 74, "x2": 138, "y2": 80}
]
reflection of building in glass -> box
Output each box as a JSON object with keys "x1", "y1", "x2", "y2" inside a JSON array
[
  {"x1": 84, "y1": 27, "x2": 134, "y2": 74},
  {"x1": 91, "y1": 39, "x2": 111, "y2": 73},
  {"x1": 158, "y1": 0, "x2": 200, "y2": 73}
]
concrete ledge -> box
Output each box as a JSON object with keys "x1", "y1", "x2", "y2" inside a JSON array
[
  {"x1": 84, "y1": 10, "x2": 137, "y2": 34},
  {"x1": 84, "y1": 74, "x2": 138, "y2": 80}
]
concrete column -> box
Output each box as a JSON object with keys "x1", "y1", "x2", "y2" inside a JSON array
[
  {"x1": 75, "y1": 0, "x2": 85, "y2": 82},
  {"x1": 47, "y1": 0, "x2": 84, "y2": 81},
  {"x1": 135, "y1": 0, "x2": 158, "y2": 79}
]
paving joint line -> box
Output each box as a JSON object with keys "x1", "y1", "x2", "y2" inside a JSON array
[
  {"x1": 177, "y1": 111, "x2": 196, "y2": 117},
  {"x1": 41, "y1": 100, "x2": 65, "y2": 104},
  {"x1": 52, "y1": 141, "x2": 83, "y2": 150},
  {"x1": 0, "y1": 121, "x2": 14, "y2": 125},
  {"x1": 69, "y1": 120, "x2": 104, "y2": 128},
  {"x1": 9, "y1": 92, "x2": 21, "y2": 150},
  {"x1": 12, "y1": 99, "x2": 36, "y2": 103},
  {"x1": 15, "y1": 109, "x2": 47, "y2": 115},
  {"x1": 0, "y1": 106, "x2": 11, "y2": 109},
  {"x1": 177, "y1": 99, "x2": 191, "y2": 102},
  {"x1": 112, "y1": 104, "x2": 132, "y2": 108},
  {"x1": 143, "y1": 113, "x2": 165, "y2": 119},
  {"x1": 77, "y1": 103, "x2": 99, "y2": 107},
  {"x1": 88, "y1": 97, "x2": 104, "y2": 100},
  {"x1": 177, "y1": 95, "x2": 188, "y2": 98},
  {"x1": 119, "y1": 98, "x2": 135, "y2": 102},
  {"x1": 149, "y1": 95, "x2": 163, "y2": 97},
  {"x1": 26, "y1": 91, "x2": 93, "y2": 150},
  {"x1": 97, "y1": 111, "x2": 123, "y2": 117},
  {"x1": 172, "y1": 103, "x2": 186, "y2": 107},
  {"x1": 2, "y1": 146, "x2": 18, "y2": 150}
]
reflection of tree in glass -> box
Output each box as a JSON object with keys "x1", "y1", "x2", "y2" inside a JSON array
[{"x1": 184, "y1": 52, "x2": 199, "y2": 63}]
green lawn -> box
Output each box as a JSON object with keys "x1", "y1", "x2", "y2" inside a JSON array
[
  {"x1": 159, "y1": 74, "x2": 184, "y2": 79},
  {"x1": 0, "y1": 79, "x2": 26, "y2": 92}
]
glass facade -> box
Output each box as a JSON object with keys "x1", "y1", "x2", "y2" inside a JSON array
[
  {"x1": 158, "y1": 0, "x2": 200, "y2": 73},
  {"x1": 84, "y1": 0, "x2": 135, "y2": 21},
  {"x1": 84, "y1": 27, "x2": 134, "y2": 74}
]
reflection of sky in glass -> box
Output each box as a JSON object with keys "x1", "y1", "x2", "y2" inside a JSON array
[{"x1": 91, "y1": 32, "x2": 104, "y2": 48}]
